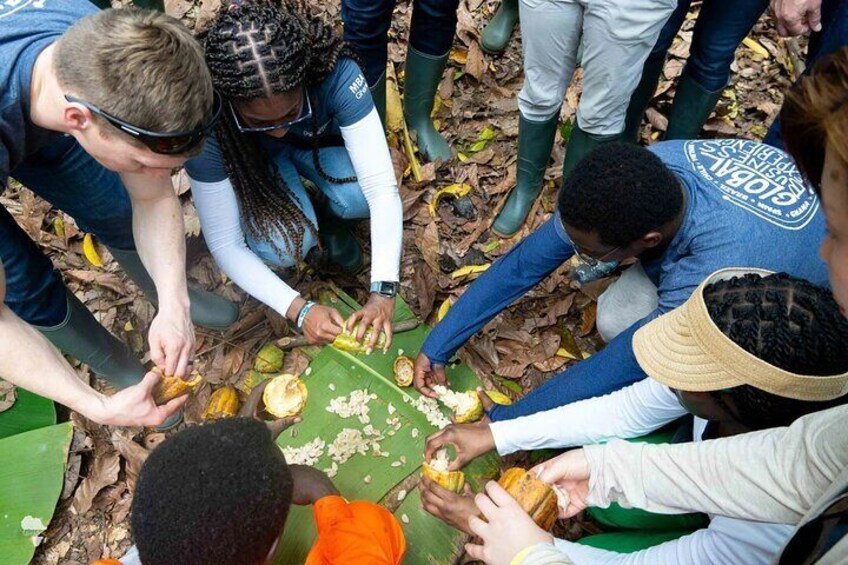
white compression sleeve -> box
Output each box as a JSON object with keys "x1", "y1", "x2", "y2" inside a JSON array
[
  {"x1": 340, "y1": 108, "x2": 402, "y2": 283},
  {"x1": 190, "y1": 176, "x2": 300, "y2": 318}
]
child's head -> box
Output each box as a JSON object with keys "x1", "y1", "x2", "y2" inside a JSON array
[
  {"x1": 634, "y1": 270, "x2": 848, "y2": 432},
  {"x1": 131, "y1": 418, "x2": 293, "y2": 565}
]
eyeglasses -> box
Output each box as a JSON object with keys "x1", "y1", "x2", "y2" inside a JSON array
[
  {"x1": 228, "y1": 88, "x2": 312, "y2": 133},
  {"x1": 64, "y1": 92, "x2": 222, "y2": 155},
  {"x1": 570, "y1": 240, "x2": 621, "y2": 267}
]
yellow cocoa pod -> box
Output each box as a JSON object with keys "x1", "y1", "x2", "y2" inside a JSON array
[
  {"x1": 153, "y1": 371, "x2": 202, "y2": 405},
  {"x1": 203, "y1": 385, "x2": 240, "y2": 420},
  {"x1": 497, "y1": 468, "x2": 559, "y2": 531},
  {"x1": 262, "y1": 374, "x2": 308, "y2": 418},
  {"x1": 422, "y1": 448, "x2": 465, "y2": 493},
  {"x1": 331, "y1": 325, "x2": 387, "y2": 355},
  {"x1": 433, "y1": 385, "x2": 483, "y2": 423},
  {"x1": 393, "y1": 355, "x2": 414, "y2": 387},
  {"x1": 238, "y1": 370, "x2": 271, "y2": 395},
  {"x1": 254, "y1": 343, "x2": 285, "y2": 373}
]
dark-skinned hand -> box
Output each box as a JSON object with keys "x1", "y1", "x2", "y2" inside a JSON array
[
  {"x1": 238, "y1": 378, "x2": 302, "y2": 440},
  {"x1": 420, "y1": 474, "x2": 479, "y2": 535},
  {"x1": 288, "y1": 465, "x2": 340, "y2": 506},
  {"x1": 424, "y1": 419, "x2": 496, "y2": 470},
  {"x1": 413, "y1": 352, "x2": 448, "y2": 398}
]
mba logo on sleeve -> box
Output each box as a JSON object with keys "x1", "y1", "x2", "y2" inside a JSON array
[{"x1": 685, "y1": 139, "x2": 819, "y2": 230}]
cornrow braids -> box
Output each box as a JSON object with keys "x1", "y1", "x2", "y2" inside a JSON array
[
  {"x1": 703, "y1": 273, "x2": 848, "y2": 430},
  {"x1": 201, "y1": 0, "x2": 359, "y2": 257}
]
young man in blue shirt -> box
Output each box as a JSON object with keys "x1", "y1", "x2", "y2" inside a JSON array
[{"x1": 414, "y1": 140, "x2": 829, "y2": 420}]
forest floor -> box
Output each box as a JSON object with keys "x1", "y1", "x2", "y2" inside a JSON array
[{"x1": 14, "y1": 0, "x2": 805, "y2": 562}]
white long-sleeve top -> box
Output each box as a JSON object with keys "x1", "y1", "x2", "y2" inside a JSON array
[
  {"x1": 189, "y1": 107, "x2": 401, "y2": 318},
  {"x1": 493, "y1": 378, "x2": 795, "y2": 565}
]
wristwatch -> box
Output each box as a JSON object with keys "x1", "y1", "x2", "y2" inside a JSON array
[{"x1": 370, "y1": 281, "x2": 399, "y2": 298}]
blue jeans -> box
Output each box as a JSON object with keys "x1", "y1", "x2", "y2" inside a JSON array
[
  {"x1": 246, "y1": 142, "x2": 369, "y2": 267},
  {"x1": 764, "y1": 0, "x2": 848, "y2": 147},
  {"x1": 341, "y1": 0, "x2": 461, "y2": 85},
  {"x1": 648, "y1": 0, "x2": 769, "y2": 92},
  {"x1": 3, "y1": 135, "x2": 136, "y2": 327}
]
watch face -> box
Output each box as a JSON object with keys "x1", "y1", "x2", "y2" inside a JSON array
[{"x1": 373, "y1": 282, "x2": 398, "y2": 296}]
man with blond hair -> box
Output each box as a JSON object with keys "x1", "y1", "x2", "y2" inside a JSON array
[{"x1": 0, "y1": 1, "x2": 237, "y2": 427}]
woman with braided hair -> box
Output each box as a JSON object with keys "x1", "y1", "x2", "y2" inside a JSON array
[
  {"x1": 184, "y1": 0, "x2": 403, "y2": 348},
  {"x1": 422, "y1": 268, "x2": 848, "y2": 563}
]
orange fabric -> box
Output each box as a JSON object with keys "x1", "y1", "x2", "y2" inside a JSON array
[
  {"x1": 90, "y1": 561, "x2": 122, "y2": 565},
  {"x1": 305, "y1": 496, "x2": 406, "y2": 565}
]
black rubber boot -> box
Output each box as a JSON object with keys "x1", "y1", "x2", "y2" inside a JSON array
[
  {"x1": 370, "y1": 71, "x2": 387, "y2": 128},
  {"x1": 315, "y1": 203, "x2": 363, "y2": 273},
  {"x1": 623, "y1": 54, "x2": 667, "y2": 143},
  {"x1": 108, "y1": 247, "x2": 239, "y2": 331},
  {"x1": 492, "y1": 114, "x2": 559, "y2": 237},
  {"x1": 665, "y1": 70, "x2": 724, "y2": 140},
  {"x1": 481, "y1": 0, "x2": 519, "y2": 55},
  {"x1": 562, "y1": 125, "x2": 623, "y2": 179},
  {"x1": 37, "y1": 290, "x2": 145, "y2": 390},
  {"x1": 404, "y1": 47, "x2": 452, "y2": 163}
]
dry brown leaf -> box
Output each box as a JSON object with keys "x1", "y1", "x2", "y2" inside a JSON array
[
  {"x1": 221, "y1": 346, "x2": 246, "y2": 379},
  {"x1": 417, "y1": 222, "x2": 441, "y2": 273},
  {"x1": 579, "y1": 302, "x2": 597, "y2": 337},
  {"x1": 194, "y1": 0, "x2": 221, "y2": 32},
  {"x1": 465, "y1": 41, "x2": 486, "y2": 81},
  {"x1": 73, "y1": 448, "x2": 120, "y2": 515},
  {"x1": 111, "y1": 429, "x2": 150, "y2": 492},
  {"x1": 0, "y1": 380, "x2": 16, "y2": 413},
  {"x1": 411, "y1": 262, "x2": 438, "y2": 320},
  {"x1": 645, "y1": 108, "x2": 668, "y2": 132},
  {"x1": 165, "y1": 0, "x2": 194, "y2": 18},
  {"x1": 64, "y1": 270, "x2": 128, "y2": 295}
]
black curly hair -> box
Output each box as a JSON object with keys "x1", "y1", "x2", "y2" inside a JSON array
[
  {"x1": 704, "y1": 273, "x2": 848, "y2": 430},
  {"x1": 201, "y1": 0, "x2": 358, "y2": 259},
  {"x1": 131, "y1": 418, "x2": 293, "y2": 565},
  {"x1": 558, "y1": 143, "x2": 684, "y2": 248}
]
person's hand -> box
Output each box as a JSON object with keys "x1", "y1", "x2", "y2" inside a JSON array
[
  {"x1": 93, "y1": 371, "x2": 188, "y2": 426},
  {"x1": 238, "y1": 378, "x2": 302, "y2": 439},
  {"x1": 420, "y1": 475, "x2": 479, "y2": 534},
  {"x1": 345, "y1": 293, "x2": 395, "y2": 352},
  {"x1": 531, "y1": 449, "x2": 591, "y2": 519},
  {"x1": 424, "y1": 421, "x2": 496, "y2": 470},
  {"x1": 288, "y1": 465, "x2": 340, "y2": 505},
  {"x1": 771, "y1": 0, "x2": 822, "y2": 36},
  {"x1": 301, "y1": 304, "x2": 345, "y2": 345},
  {"x1": 414, "y1": 352, "x2": 448, "y2": 398},
  {"x1": 148, "y1": 308, "x2": 195, "y2": 378},
  {"x1": 465, "y1": 481, "x2": 554, "y2": 565}
]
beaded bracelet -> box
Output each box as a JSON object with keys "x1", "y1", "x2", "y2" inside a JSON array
[{"x1": 296, "y1": 301, "x2": 316, "y2": 330}]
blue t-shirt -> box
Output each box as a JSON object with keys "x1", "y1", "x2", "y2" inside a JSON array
[
  {"x1": 185, "y1": 57, "x2": 372, "y2": 183},
  {"x1": 423, "y1": 140, "x2": 828, "y2": 410},
  {"x1": 0, "y1": 0, "x2": 97, "y2": 185}
]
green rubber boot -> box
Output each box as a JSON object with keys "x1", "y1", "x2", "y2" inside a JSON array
[
  {"x1": 37, "y1": 290, "x2": 145, "y2": 390},
  {"x1": 623, "y1": 55, "x2": 667, "y2": 142},
  {"x1": 481, "y1": 0, "x2": 519, "y2": 55},
  {"x1": 404, "y1": 47, "x2": 452, "y2": 163},
  {"x1": 562, "y1": 124, "x2": 623, "y2": 179},
  {"x1": 108, "y1": 247, "x2": 239, "y2": 331},
  {"x1": 370, "y1": 71, "x2": 387, "y2": 128},
  {"x1": 316, "y1": 203, "x2": 363, "y2": 273},
  {"x1": 492, "y1": 114, "x2": 559, "y2": 237},
  {"x1": 665, "y1": 70, "x2": 723, "y2": 140}
]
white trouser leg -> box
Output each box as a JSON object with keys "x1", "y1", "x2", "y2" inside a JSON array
[
  {"x1": 576, "y1": 0, "x2": 676, "y2": 135},
  {"x1": 517, "y1": 0, "x2": 583, "y2": 121},
  {"x1": 596, "y1": 262, "x2": 658, "y2": 342}
]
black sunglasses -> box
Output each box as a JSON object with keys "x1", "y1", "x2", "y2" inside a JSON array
[
  {"x1": 228, "y1": 87, "x2": 312, "y2": 133},
  {"x1": 64, "y1": 92, "x2": 223, "y2": 155}
]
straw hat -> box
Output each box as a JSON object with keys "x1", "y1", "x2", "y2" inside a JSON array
[{"x1": 633, "y1": 268, "x2": 848, "y2": 401}]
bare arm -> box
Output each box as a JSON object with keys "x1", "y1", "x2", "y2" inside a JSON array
[
  {"x1": 120, "y1": 170, "x2": 194, "y2": 377},
  {"x1": 0, "y1": 261, "x2": 184, "y2": 425}
]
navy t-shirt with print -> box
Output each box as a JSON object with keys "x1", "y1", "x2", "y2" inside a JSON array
[
  {"x1": 0, "y1": 0, "x2": 97, "y2": 186},
  {"x1": 185, "y1": 57, "x2": 372, "y2": 183}
]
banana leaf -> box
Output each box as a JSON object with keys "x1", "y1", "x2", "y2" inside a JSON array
[
  {"x1": 0, "y1": 389, "x2": 55, "y2": 440},
  {"x1": 0, "y1": 422, "x2": 73, "y2": 563},
  {"x1": 274, "y1": 293, "x2": 501, "y2": 564}
]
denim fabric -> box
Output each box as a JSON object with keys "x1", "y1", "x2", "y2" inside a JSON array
[
  {"x1": 2, "y1": 135, "x2": 136, "y2": 326},
  {"x1": 764, "y1": 0, "x2": 848, "y2": 147},
  {"x1": 647, "y1": 0, "x2": 769, "y2": 92},
  {"x1": 244, "y1": 143, "x2": 369, "y2": 268},
  {"x1": 341, "y1": 0, "x2": 460, "y2": 85}
]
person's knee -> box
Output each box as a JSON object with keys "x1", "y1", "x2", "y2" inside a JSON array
[
  {"x1": 685, "y1": 51, "x2": 732, "y2": 91},
  {"x1": 326, "y1": 188, "x2": 370, "y2": 220},
  {"x1": 518, "y1": 89, "x2": 562, "y2": 122},
  {"x1": 596, "y1": 298, "x2": 622, "y2": 343}
]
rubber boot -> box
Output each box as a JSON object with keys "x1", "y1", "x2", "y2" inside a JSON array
[
  {"x1": 315, "y1": 203, "x2": 363, "y2": 273},
  {"x1": 664, "y1": 71, "x2": 723, "y2": 140},
  {"x1": 492, "y1": 114, "x2": 559, "y2": 237},
  {"x1": 623, "y1": 55, "x2": 667, "y2": 143},
  {"x1": 108, "y1": 247, "x2": 239, "y2": 331},
  {"x1": 370, "y1": 71, "x2": 387, "y2": 128},
  {"x1": 562, "y1": 125, "x2": 623, "y2": 179},
  {"x1": 37, "y1": 290, "x2": 145, "y2": 390},
  {"x1": 404, "y1": 47, "x2": 452, "y2": 163},
  {"x1": 481, "y1": 0, "x2": 519, "y2": 55}
]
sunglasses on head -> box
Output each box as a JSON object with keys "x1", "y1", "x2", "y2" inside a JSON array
[
  {"x1": 64, "y1": 91, "x2": 223, "y2": 155},
  {"x1": 228, "y1": 87, "x2": 312, "y2": 133}
]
